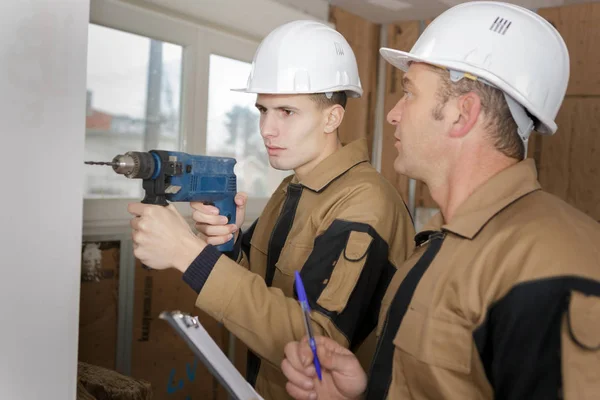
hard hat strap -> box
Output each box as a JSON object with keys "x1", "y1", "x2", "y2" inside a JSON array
[{"x1": 503, "y1": 93, "x2": 534, "y2": 158}]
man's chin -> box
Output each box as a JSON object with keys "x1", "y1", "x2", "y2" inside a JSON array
[
  {"x1": 268, "y1": 160, "x2": 293, "y2": 172},
  {"x1": 393, "y1": 158, "x2": 407, "y2": 175}
]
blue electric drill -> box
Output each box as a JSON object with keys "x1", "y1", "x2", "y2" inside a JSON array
[{"x1": 85, "y1": 150, "x2": 237, "y2": 252}]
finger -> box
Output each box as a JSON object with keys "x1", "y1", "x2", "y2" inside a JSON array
[
  {"x1": 298, "y1": 341, "x2": 316, "y2": 368},
  {"x1": 194, "y1": 228, "x2": 208, "y2": 241},
  {"x1": 235, "y1": 192, "x2": 248, "y2": 207},
  {"x1": 133, "y1": 246, "x2": 142, "y2": 261},
  {"x1": 314, "y1": 336, "x2": 350, "y2": 354},
  {"x1": 281, "y1": 359, "x2": 314, "y2": 391},
  {"x1": 205, "y1": 234, "x2": 234, "y2": 246},
  {"x1": 317, "y1": 345, "x2": 359, "y2": 374},
  {"x1": 311, "y1": 336, "x2": 356, "y2": 371},
  {"x1": 201, "y1": 224, "x2": 237, "y2": 237},
  {"x1": 285, "y1": 381, "x2": 317, "y2": 400},
  {"x1": 284, "y1": 341, "x2": 306, "y2": 369},
  {"x1": 190, "y1": 202, "x2": 220, "y2": 215},
  {"x1": 131, "y1": 230, "x2": 143, "y2": 246},
  {"x1": 130, "y1": 216, "x2": 141, "y2": 230},
  {"x1": 192, "y1": 210, "x2": 230, "y2": 226},
  {"x1": 127, "y1": 202, "x2": 148, "y2": 216}
]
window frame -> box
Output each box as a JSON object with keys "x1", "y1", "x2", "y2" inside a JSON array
[{"x1": 83, "y1": 0, "x2": 266, "y2": 235}]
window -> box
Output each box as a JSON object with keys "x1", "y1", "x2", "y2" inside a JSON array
[
  {"x1": 83, "y1": 0, "x2": 199, "y2": 233},
  {"x1": 82, "y1": 0, "x2": 268, "y2": 233},
  {"x1": 84, "y1": 24, "x2": 183, "y2": 199},
  {"x1": 205, "y1": 54, "x2": 290, "y2": 198}
]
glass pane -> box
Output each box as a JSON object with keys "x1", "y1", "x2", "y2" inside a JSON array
[
  {"x1": 206, "y1": 54, "x2": 290, "y2": 198},
  {"x1": 84, "y1": 24, "x2": 183, "y2": 199}
]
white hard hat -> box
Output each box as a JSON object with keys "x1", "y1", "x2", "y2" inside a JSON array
[
  {"x1": 380, "y1": 1, "x2": 570, "y2": 148},
  {"x1": 233, "y1": 20, "x2": 363, "y2": 97}
]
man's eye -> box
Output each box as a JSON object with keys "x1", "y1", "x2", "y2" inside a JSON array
[{"x1": 283, "y1": 109, "x2": 295, "y2": 116}]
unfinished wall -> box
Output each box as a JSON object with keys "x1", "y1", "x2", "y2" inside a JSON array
[
  {"x1": 535, "y1": 3, "x2": 600, "y2": 222},
  {"x1": 330, "y1": 6, "x2": 380, "y2": 155},
  {"x1": 381, "y1": 3, "x2": 600, "y2": 225},
  {"x1": 78, "y1": 242, "x2": 121, "y2": 370},
  {"x1": 77, "y1": 243, "x2": 235, "y2": 399},
  {"x1": 131, "y1": 263, "x2": 229, "y2": 400}
]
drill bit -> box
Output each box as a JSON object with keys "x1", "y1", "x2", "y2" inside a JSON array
[
  {"x1": 85, "y1": 154, "x2": 141, "y2": 177},
  {"x1": 85, "y1": 161, "x2": 117, "y2": 166}
]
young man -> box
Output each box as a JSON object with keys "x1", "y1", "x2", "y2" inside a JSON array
[
  {"x1": 127, "y1": 20, "x2": 415, "y2": 399},
  {"x1": 280, "y1": 3, "x2": 600, "y2": 399}
]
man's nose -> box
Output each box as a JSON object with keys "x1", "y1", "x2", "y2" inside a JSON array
[
  {"x1": 387, "y1": 98, "x2": 405, "y2": 125},
  {"x1": 260, "y1": 113, "x2": 278, "y2": 138}
]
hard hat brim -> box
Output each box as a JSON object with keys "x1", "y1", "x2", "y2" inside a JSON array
[{"x1": 230, "y1": 87, "x2": 363, "y2": 98}]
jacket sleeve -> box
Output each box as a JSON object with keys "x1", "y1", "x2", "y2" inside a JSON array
[
  {"x1": 189, "y1": 192, "x2": 412, "y2": 367},
  {"x1": 473, "y1": 276, "x2": 600, "y2": 399}
]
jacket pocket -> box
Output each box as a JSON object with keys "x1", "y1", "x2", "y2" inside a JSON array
[
  {"x1": 562, "y1": 290, "x2": 600, "y2": 400},
  {"x1": 566, "y1": 290, "x2": 600, "y2": 350},
  {"x1": 393, "y1": 307, "x2": 472, "y2": 374},
  {"x1": 274, "y1": 242, "x2": 313, "y2": 276},
  {"x1": 316, "y1": 231, "x2": 373, "y2": 313}
]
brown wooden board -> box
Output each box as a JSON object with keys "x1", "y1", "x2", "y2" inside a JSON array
[
  {"x1": 130, "y1": 261, "x2": 229, "y2": 400},
  {"x1": 535, "y1": 97, "x2": 600, "y2": 222},
  {"x1": 78, "y1": 241, "x2": 120, "y2": 370},
  {"x1": 330, "y1": 6, "x2": 380, "y2": 155},
  {"x1": 538, "y1": 3, "x2": 600, "y2": 96},
  {"x1": 381, "y1": 22, "x2": 420, "y2": 202}
]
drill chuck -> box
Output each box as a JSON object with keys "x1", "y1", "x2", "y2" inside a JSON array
[
  {"x1": 85, "y1": 151, "x2": 157, "y2": 179},
  {"x1": 111, "y1": 151, "x2": 156, "y2": 179}
]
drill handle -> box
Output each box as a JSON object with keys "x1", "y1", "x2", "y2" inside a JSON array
[
  {"x1": 141, "y1": 195, "x2": 168, "y2": 206},
  {"x1": 141, "y1": 179, "x2": 169, "y2": 206},
  {"x1": 212, "y1": 196, "x2": 237, "y2": 252}
]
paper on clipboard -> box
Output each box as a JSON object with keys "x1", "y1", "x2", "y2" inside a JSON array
[{"x1": 159, "y1": 311, "x2": 264, "y2": 400}]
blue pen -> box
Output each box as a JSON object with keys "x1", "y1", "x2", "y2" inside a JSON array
[{"x1": 294, "y1": 271, "x2": 323, "y2": 381}]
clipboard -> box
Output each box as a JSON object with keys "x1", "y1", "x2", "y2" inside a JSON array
[{"x1": 159, "y1": 310, "x2": 264, "y2": 400}]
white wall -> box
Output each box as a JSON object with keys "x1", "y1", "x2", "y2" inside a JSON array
[{"x1": 0, "y1": 1, "x2": 90, "y2": 399}]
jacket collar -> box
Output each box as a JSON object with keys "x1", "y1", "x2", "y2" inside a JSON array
[
  {"x1": 284, "y1": 138, "x2": 370, "y2": 193},
  {"x1": 419, "y1": 159, "x2": 542, "y2": 239}
]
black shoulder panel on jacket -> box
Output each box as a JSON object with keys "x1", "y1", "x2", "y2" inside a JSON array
[
  {"x1": 473, "y1": 276, "x2": 600, "y2": 400},
  {"x1": 299, "y1": 219, "x2": 397, "y2": 349}
]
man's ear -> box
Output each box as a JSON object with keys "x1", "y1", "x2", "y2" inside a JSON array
[
  {"x1": 324, "y1": 105, "x2": 345, "y2": 134},
  {"x1": 449, "y1": 92, "x2": 481, "y2": 138}
]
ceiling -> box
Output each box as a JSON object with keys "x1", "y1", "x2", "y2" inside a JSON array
[
  {"x1": 323, "y1": 0, "x2": 599, "y2": 23},
  {"x1": 124, "y1": 0, "x2": 599, "y2": 37}
]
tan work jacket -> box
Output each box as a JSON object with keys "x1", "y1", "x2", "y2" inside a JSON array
[
  {"x1": 366, "y1": 159, "x2": 600, "y2": 400},
  {"x1": 186, "y1": 139, "x2": 415, "y2": 399}
]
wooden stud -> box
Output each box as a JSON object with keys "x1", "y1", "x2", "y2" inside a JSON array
[
  {"x1": 330, "y1": 6, "x2": 380, "y2": 155},
  {"x1": 538, "y1": 3, "x2": 600, "y2": 96},
  {"x1": 537, "y1": 97, "x2": 600, "y2": 222}
]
